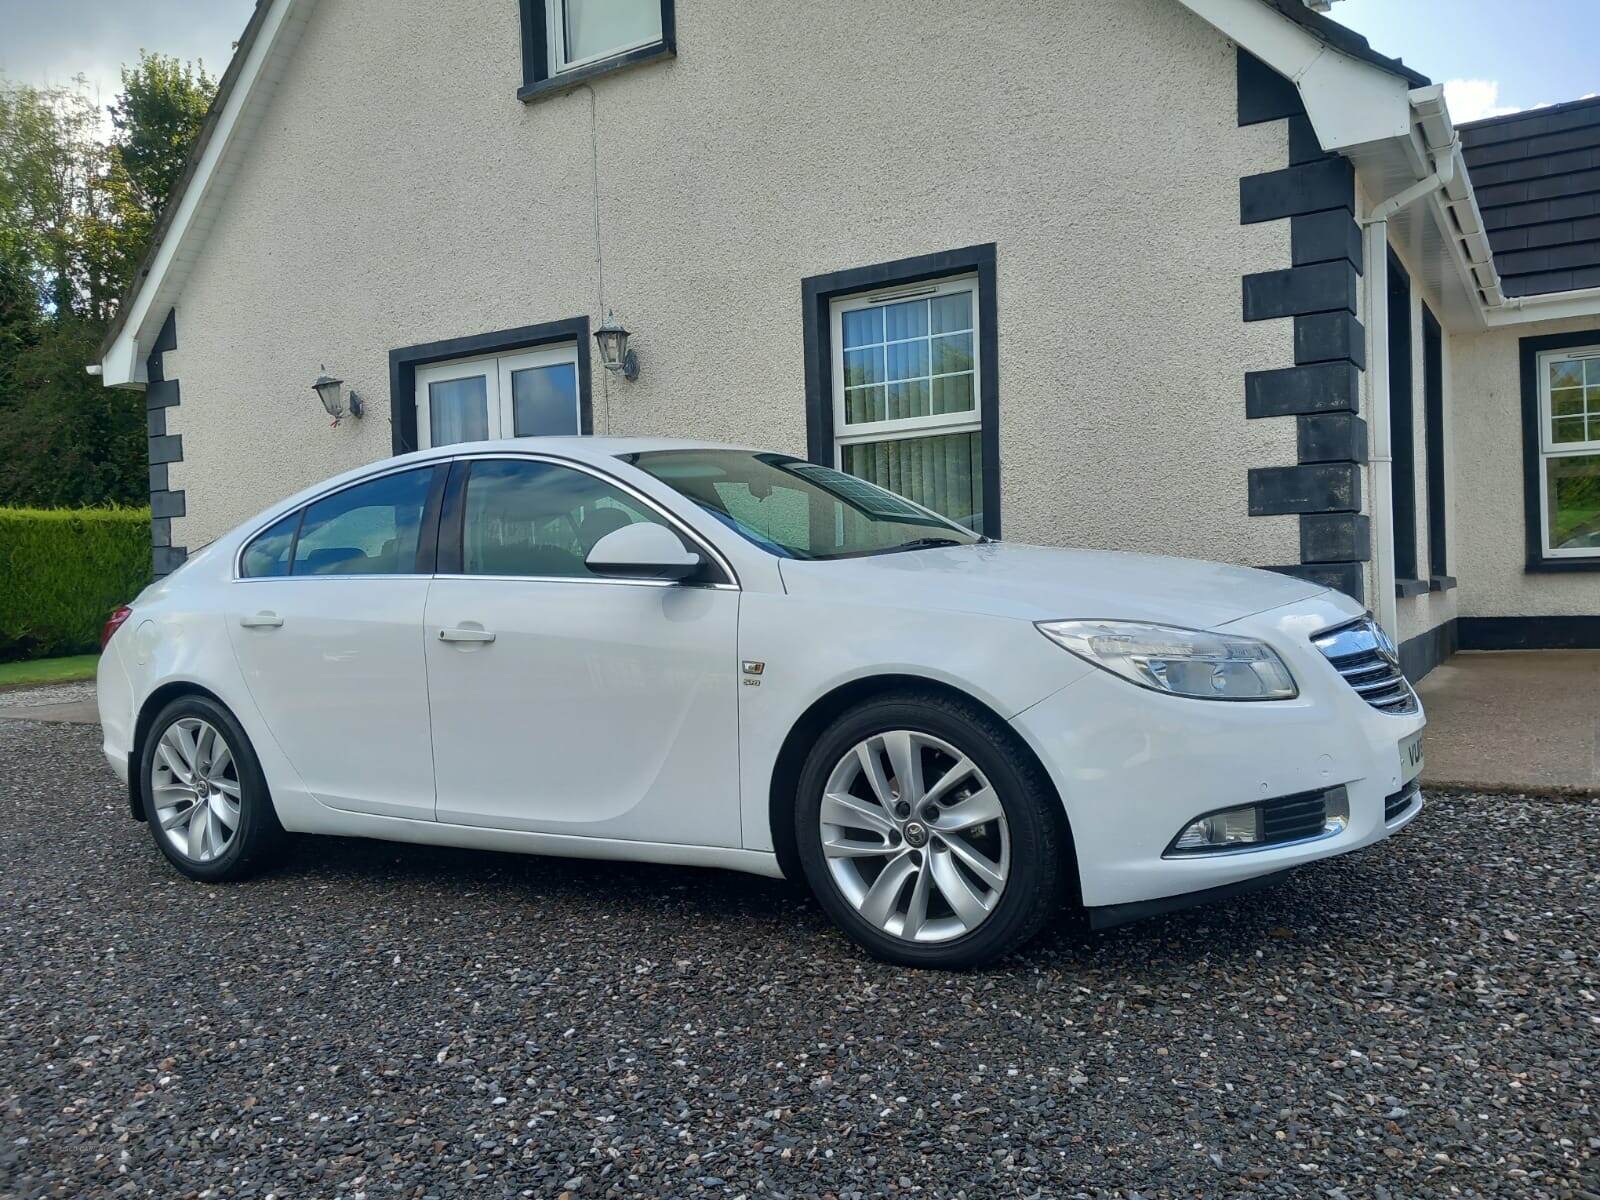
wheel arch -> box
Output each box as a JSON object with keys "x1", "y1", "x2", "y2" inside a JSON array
[
  {"x1": 127, "y1": 680, "x2": 235, "y2": 821},
  {"x1": 766, "y1": 673, "x2": 1079, "y2": 901}
]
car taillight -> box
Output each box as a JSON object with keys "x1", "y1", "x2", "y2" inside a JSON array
[{"x1": 101, "y1": 605, "x2": 134, "y2": 651}]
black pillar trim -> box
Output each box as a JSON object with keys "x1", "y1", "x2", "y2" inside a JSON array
[
  {"x1": 1297, "y1": 413, "x2": 1369, "y2": 465},
  {"x1": 144, "y1": 308, "x2": 187, "y2": 578},
  {"x1": 1422, "y1": 305, "x2": 1448, "y2": 578},
  {"x1": 1388, "y1": 251, "x2": 1419, "y2": 582},
  {"x1": 1242, "y1": 262, "x2": 1358, "y2": 321},
  {"x1": 1236, "y1": 48, "x2": 1368, "y2": 606},
  {"x1": 1245, "y1": 362, "x2": 1359, "y2": 417},
  {"x1": 800, "y1": 243, "x2": 1001, "y2": 538},
  {"x1": 387, "y1": 316, "x2": 593, "y2": 456}
]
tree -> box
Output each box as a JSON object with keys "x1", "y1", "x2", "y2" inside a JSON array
[{"x1": 0, "y1": 57, "x2": 216, "y2": 508}]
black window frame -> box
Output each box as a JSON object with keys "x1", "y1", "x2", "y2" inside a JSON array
[
  {"x1": 1387, "y1": 251, "x2": 1419, "y2": 585},
  {"x1": 800, "y1": 243, "x2": 1002, "y2": 539},
  {"x1": 388, "y1": 318, "x2": 592, "y2": 456},
  {"x1": 1519, "y1": 328, "x2": 1600, "y2": 573},
  {"x1": 517, "y1": 0, "x2": 676, "y2": 103}
]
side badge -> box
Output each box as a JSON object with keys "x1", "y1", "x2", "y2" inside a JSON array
[{"x1": 742, "y1": 660, "x2": 765, "y2": 687}]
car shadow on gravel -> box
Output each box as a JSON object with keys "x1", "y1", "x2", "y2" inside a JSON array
[{"x1": 252, "y1": 810, "x2": 1436, "y2": 978}]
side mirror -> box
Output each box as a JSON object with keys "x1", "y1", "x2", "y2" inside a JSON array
[{"x1": 585, "y1": 522, "x2": 704, "y2": 581}]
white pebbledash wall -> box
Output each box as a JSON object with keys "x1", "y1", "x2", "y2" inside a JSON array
[
  {"x1": 1449, "y1": 313, "x2": 1600, "y2": 619},
  {"x1": 161, "y1": 0, "x2": 1300, "y2": 565}
]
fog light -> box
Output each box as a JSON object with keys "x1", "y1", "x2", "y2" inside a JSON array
[{"x1": 1172, "y1": 804, "x2": 1263, "y2": 852}]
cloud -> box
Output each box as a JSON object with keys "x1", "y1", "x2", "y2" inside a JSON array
[{"x1": 1442, "y1": 79, "x2": 1527, "y2": 123}]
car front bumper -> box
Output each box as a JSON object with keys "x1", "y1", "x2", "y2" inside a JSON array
[{"x1": 1009, "y1": 594, "x2": 1426, "y2": 912}]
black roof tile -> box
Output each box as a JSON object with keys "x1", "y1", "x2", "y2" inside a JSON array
[{"x1": 1461, "y1": 95, "x2": 1600, "y2": 297}]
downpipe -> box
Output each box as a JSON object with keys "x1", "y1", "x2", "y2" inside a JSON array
[{"x1": 1356, "y1": 146, "x2": 1452, "y2": 639}]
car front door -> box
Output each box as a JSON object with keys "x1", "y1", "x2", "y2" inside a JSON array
[
  {"x1": 225, "y1": 464, "x2": 444, "y2": 820},
  {"x1": 423, "y1": 455, "x2": 741, "y2": 847}
]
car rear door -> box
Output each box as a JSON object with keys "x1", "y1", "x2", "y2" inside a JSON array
[
  {"x1": 422, "y1": 454, "x2": 741, "y2": 846},
  {"x1": 225, "y1": 464, "x2": 446, "y2": 820}
]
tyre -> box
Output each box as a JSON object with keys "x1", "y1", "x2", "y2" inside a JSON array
[
  {"x1": 794, "y1": 689, "x2": 1066, "y2": 968},
  {"x1": 138, "y1": 694, "x2": 290, "y2": 881}
]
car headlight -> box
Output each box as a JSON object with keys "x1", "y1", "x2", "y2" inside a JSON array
[{"x1": 1036, "y1": 619, "x2": 1298, "y2": 701}]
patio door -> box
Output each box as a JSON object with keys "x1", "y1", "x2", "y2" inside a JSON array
[{"x1": 415, "y1": 345, "x2": 581, "y2": 448}]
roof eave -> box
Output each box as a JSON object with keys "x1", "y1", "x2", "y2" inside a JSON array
[{"x1": 98, "y1": 0, "x2": 312, "y2": 386}]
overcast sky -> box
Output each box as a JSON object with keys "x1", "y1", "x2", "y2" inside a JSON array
[
  {"x1": 0, "y1": 0, "x2": 254, "y2": 109},
  {"x1": 0, "y1": 0, "x2": 1592, "y2": 125}
]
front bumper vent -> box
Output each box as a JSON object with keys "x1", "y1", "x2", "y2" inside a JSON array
[
  {"x1": 1312, "y1": 618, "x2": 1419, "y2": 715},
  {"x1": 1385, "y1": 779, "x2": 1420, "y2": 822}
]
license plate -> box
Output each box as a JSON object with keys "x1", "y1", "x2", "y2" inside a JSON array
[{"x1": 1399, "y1": 731, "x2": 1424, "y2": 784}]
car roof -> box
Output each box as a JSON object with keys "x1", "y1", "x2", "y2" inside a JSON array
[{"x1": 406, "y1": 436, "x2": 758, "y2": 462}]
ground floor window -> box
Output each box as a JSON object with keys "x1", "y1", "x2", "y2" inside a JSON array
[
  {"x1": 802, "y1": 245, "x2": 999, "y2": 537},
  {"x1": 388, "y1": 318, "x2": 592, "y2": 456},
  {"x1": 416, "y1": 345, "x2": 580, "y2": 449},
  {"x1": 830, "y1": 276, "x2": 984, "y2": 531},
  {"x1": 1539, "y1": 346, "x2": 1600, "y2": 557}
]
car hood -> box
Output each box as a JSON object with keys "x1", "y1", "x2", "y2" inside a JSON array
[{"x1": 778, "y1": 541, "x2": 1332, "y2": 628}]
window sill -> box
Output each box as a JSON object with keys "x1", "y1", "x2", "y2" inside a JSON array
[
  {"x1": 1525, "y1": 557, "x2": 1600, "y2": 573},
  {"x1": 1394, "y1": 578, "x2": 1430, "y2": 598},
  {"x1": 1428, "y1": 574, "x2": 1457, "y2": 592},
  {"x1": 518, "y1": 42, "x2": 674, "y2": 104}
]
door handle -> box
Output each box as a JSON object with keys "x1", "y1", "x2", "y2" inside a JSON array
[
  {"x1": 239, "y1": 612, "x2": 284, "y2": 628},
  {"x1": 439, "y1": 627, "x2": 495, "y2": 643}
]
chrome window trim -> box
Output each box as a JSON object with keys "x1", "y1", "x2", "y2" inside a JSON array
[{"x1": 231, "y1": 449, "x2": 743, "y2": 589}]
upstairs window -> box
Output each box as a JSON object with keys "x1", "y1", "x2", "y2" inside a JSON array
[{"x1": 519, "y1": 0, "x2": 674, "y2": 100}]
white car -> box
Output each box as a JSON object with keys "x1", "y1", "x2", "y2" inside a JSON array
[{"x1": 97, "y1": 439, "x2": 1425, "y2": 968}]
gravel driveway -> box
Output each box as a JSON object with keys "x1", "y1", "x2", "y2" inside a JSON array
[{"x1": 1, "y1": 719, "x2": 1595, "y2": 1199}]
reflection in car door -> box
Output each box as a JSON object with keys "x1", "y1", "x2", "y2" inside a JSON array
[
  {"x1": 225, "y1": 465, "x2": 445, "y2": 820},
  {"x1": 422, "y1": 456, "x2": 741, "y2": 847}
]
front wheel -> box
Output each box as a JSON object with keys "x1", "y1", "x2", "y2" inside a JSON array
[
  {"x1": 139, "y1": 695, "x2": 289, "y2": 881},
  {"x1": 794, "y1": 691, "x2": 1066, "y2": 968}
]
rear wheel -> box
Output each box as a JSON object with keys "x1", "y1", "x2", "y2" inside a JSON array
[
  {"x1": 794, "y1": 691, "x2": 1064, "y2": 968},
  {"x1": 139, "y1": 695, "x2": 289, "y2": 881}
]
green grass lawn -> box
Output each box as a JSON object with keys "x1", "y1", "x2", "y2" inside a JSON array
[{"x1": 0, "y1": 654, "x2": 99, "y2": 689}]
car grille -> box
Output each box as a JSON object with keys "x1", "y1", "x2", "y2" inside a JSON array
[
  {"x1": 1385, "y1": 779, "x2": 1420, "y2": 822},
  {"x1": 1261, "y1": 788, "x2": 1330, "y2": 845},
  {"x1": 1311, "y1": 618, "x2": 1419, "y2": 715}
]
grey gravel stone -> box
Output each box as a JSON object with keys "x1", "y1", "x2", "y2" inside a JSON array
[{"x1": 0, "y1": 719, "x2": 1595, "y2": 1198}]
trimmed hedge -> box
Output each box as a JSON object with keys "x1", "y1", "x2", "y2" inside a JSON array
[{"x1": 0, "y1": 507, "x2": 152, "y2": 661}]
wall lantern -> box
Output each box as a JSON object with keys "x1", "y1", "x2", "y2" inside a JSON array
[
  {"x1": 312, "y1": 365, "x2": 364, "y2": 425},
  {"x1": 594, "y1": 310, "x2": 638, "y2": 381}
]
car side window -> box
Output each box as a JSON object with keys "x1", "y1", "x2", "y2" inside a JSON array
[
  {"x1": 461, "y1": 459, "x2": 669, "y2": 578},
  {"x1": 240, "y1": 512, "x2": 299, "y2": 578},
  {"x1": 292, "y1": 468, "x2": 435, "y2": 576}
]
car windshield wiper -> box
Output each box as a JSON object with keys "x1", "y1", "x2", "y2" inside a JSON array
[{"x1": 876, "y1": 536, "x2": 969, "y2": 555}]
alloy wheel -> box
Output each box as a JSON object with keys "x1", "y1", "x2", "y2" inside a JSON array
[
  {"x1": 819, "y1": 730, "x2": 1010, "y2": 943},
  {"x1": 150, "y1": 718, "x2": 242, "y2": 862}
]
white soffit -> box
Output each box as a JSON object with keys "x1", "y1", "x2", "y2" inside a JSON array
[
  {"x1": 99, "y1": 0, "x2": 314, "y2": 386},
  {"x1": 1175, "y1": 0, "x2": 1413, "y2": 151}
]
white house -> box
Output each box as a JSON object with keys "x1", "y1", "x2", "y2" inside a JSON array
[{"x1": 97, "y1": 0, "x2": 1600, "y2": 679}]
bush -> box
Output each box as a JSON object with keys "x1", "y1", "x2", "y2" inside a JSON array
[{"x1": 0, "y1": 506, "x2": 151, "y2": 660}]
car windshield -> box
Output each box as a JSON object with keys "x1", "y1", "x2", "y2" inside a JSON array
[{"x1": 622, "y1": 449, "x2": 983, "y2": 560}]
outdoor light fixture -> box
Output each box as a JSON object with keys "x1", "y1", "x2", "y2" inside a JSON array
[
  {"x1": 312, "y1": 365, "x2": 364, "y2": 425},
  {"x1": 594, "y1": 309, "x2": 638, "y2": 380}
]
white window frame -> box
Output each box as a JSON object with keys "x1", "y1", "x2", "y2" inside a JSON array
[
  {"x1": 1536, "y1": 345, "x2": 1600, "y2": 559},
  {"x1": 828, "y1": 273, "x2": 983, "y2": 463},
  {"x1": 546, "y1": 0, "x2": 664, "y2": 75},
  {"x1": 414, "y1": 344, "x2": 580, "y2": 450}
]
